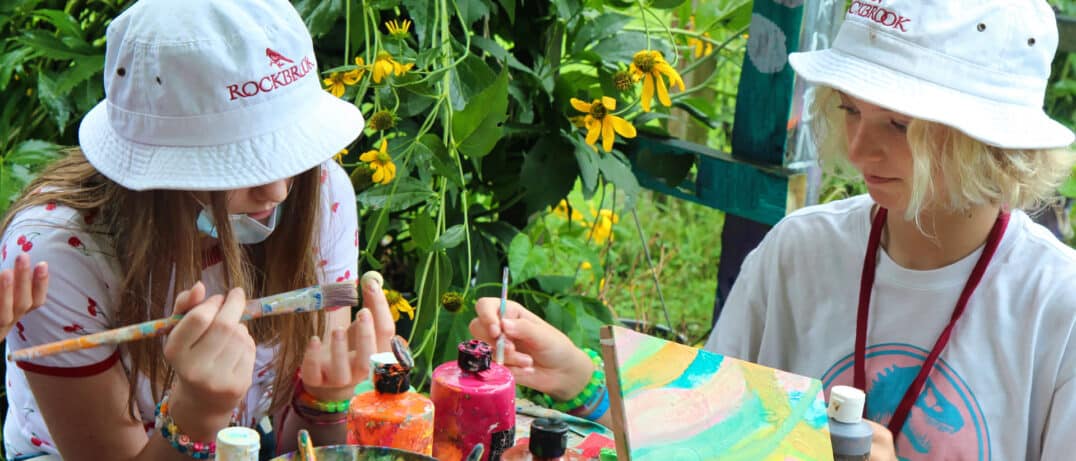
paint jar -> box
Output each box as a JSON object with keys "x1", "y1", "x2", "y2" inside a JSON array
[
  {"x1": 828, "y1": 386, "x2": 872, "y2": 461},
  {"x1": 432, "y1": 339, "x2": 516, "y2": 461},
  {"x1": 215, "y1": 426, "x2": 260, "y2": 461},
  {"x1": 354, "y1": 351, "x2": 415, "y2": 395},
  {"x1": 502, "y1": 418, "x2": 584, "y2": 461},
  {"x1": 347, "y1": 363, "x2": 434, "y2": 454}
]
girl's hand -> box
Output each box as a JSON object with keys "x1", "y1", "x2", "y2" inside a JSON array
[
  {"x1": 0, "y1": 253, "x2": 49, "y2": 340},
  {"x1": 299, "y1": 275, "x2": 394, "y2": 402},
  {"x1": 469, "y1": 298, "x2": 594, "y2": 401},
  {"x1": 865, "y1": 419, "x2": 899, "y2": 461},
  {"x1": 163, "y1": 282, "x2": 257, "y2": 439}
]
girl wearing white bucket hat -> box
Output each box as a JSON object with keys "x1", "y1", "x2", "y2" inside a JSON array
[
  {"x1": 467, "y1": 0, "x2": 1076, "y2": 459},
  {"x1": 1, "y1": 0, "x2": 396, "y2": 459}
]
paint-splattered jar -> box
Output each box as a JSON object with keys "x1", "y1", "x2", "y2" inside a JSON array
[
  {"x1": 347, "y1": 363, "x2": 434, "y2": 454},
  {"x1": 432, "y1": 339, "x2": 516, "y2": 461}
]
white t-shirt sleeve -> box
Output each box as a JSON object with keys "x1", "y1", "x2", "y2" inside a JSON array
[
  {"x1": 316, "y1": 161, "x2": 359, "y2": 289},
  {"x1": 2, "y1": 206, "x2": 118, "y2": 373},
  {"x1": 1039, "y1": 313, "x2": 1076, "y2": 459},
  {"x1": 704, "y1": 224, "x2": 779, "y2": 363}
]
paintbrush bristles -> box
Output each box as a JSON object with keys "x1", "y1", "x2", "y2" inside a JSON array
[{"x1": 321, "y1": 282, "x2": 359, "y2": 308}]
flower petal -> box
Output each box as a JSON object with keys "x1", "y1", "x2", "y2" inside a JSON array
[
  {"x1": 641, "y1": 74, "x2": 654, "y2": 112},
  {"x1": 611, "y1": 116, "x2": 637, "y2": 139},
  {"x1": 372, "y1": 168, "x2": 385, "y2": 184},
  {"x1": 656, "y1": 63, "x2": 686, "y2": 92},
  {"x1": 656, "y1": 73, "x2": 671, "y2": 107},
  {"x1": 601, "y1": 117, "x2": 615, "y2": 153},
  {"x1": 360, "y1": 150, "x2": 379, "y2": 162},
  {"x1": 585, "y1": 119, "x2": 602, "y2": 146},
  {"x1": 601, "y1": 96, "x2": 616, "y2": 111},
  {"x1": 379, "y1": 139, "x2": 389, "y2": 153},
  {"x1": 570, "y1": 98, "x2": 592, "y2": 113}
]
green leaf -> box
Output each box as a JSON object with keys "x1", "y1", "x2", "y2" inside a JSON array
[
  {"x1": 415, "y1": 134, "x2": 460, "y2": 186},
  {"x1": 448, "y1": 54, "x2": 496, "y2": 111},
  {"x1": 597, "y1": 152, "x2": 640, "y2": 211},
  {"x1": 410, "y1": 212, "x2": 436, "y2": 251},
  {"x1": 496, "y1": 0, "x2": 516, "y2": 23},
  {"x1": 432, "y1": 224, "x2": 466, "y2": 251},
  {"x1": 293, "y1": 0, "x2": 343, "y2": 38},
  {"x1": 457, "y1": 0, "x2": 491, "y2": 26},
  {"x1": 590, "y1": 32, "x2": 672, "y2": 65},
  {"x1": 36, "y1": 72, "x2": 71, "y2": 133},
  {"x1": 552, "y1": 0, "x2": 582, "y2": 20},
  {"x1": 6, "y1": 139, "x2": 61, "y2": 166},
  {"x1": 520, "y1": 135, "x2": 579, "y2": 215},
  {"x1": 33, "y1": 9, "x2": 83, "y2": 39},
  {"x1": 0, "y1": 48, "x2": 34, "y2": 90},
  {"x1": 363, "y1": 210, "x2": 390, "y2": 254},
  {"x1": 357, "y1": 177, "x2": 436, "y2": 211},
  {"x1": 507, "y1": 233, "x2": 549, "y2": 285},
  {"x1": 367, "y1": 0, "x2": 401, "y2": 9},
  {"x1": 568, "y1": 133, "x2": 600, "y2": 195},
  {"x1": 452, "y1": 69, "x2": 508, "y2": 159},
  {"x1": 536, "y1": 275, "x2": 574, "y2": 294},
  {"x1": 649, "y1": 0, "x2": 687, "y2": 8},
  {"x1": 409, "y1": 251, "x2": 454, "y2": 350},
  {"x1": 402, "y1": 0, "x2": 436, "y2": 48},
  {"x1": 571, "y1": 13, "x2": 632, "y2": 54},
  {"x1": 55, "y1": 55, "x2": 104, "y2": 94},
  {"x1": 17, "y1": 30, "x2": 93, "y2": 59},
  {"x1": 1060, "y1": 171, "x2": 1076, "y2": 198}
]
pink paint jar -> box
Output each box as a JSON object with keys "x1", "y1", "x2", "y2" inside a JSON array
[{"x1": 432, "y1": 339, "x2": 516, "y2": 461}]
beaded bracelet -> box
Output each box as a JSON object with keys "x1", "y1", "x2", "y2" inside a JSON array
[
  {"x1": 290, "y1": 371, "x2": 349, "y2": 425},
  {"x1": 155, "y1": 393, "x2": 217, "y2": 459},
  {"x1": 541, "y1": 348, "x2": 605, "y2": 413}
]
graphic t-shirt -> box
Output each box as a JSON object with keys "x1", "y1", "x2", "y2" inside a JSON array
[
  {"x1": 3, "y1": 161, "x2": 359, "y2": 459},
  {"x1": 707, "y1": 195, "x2": 1076, "y2": 460}
]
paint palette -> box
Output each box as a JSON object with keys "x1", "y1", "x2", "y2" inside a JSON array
[
  {"x1": 270, "y1": 444, "x2": 436, "y2": 461},
  {"x1": 600, "y1": 325, "x2": 833, "y2": 460}
]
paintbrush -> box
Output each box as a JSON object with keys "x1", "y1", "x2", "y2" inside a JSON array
[
  {"x1": 465, "y1": 443, "x2": 485, "y2": 461},
  {"x1": 297, "y1": 429, "x2": 317, "y2": 461},
  {"x1": 495, "y1": 266, "x2": 509, "y2": 364},
  {"x1": 7, "y1": 282, "x2": 359, "y2": 362}
]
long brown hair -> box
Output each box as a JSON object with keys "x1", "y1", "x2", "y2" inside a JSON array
[{"x1": 1, "y1": 148, "x2": 326, "y2": 419}]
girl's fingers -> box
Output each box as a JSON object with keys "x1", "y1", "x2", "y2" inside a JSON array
[
  {"x1": 0, "y1": 271, "x2": 13, "y2": 326},
  {"x1": 360, "y1": 273, "x2": 394, "y2": 352},
  {"x1": 173, "y1": 281, "x2": 207, "y2": 315},
  {"x1": 29, "y1": 262, "x2": 48, "y2": 311},
  {"x1": 348, "y1": 308, "x2": 377, "y2": 376},
  {"x1": 13, "y1": 254, "x2": 32, "y2": 313},
  {"x1": 324, "y1": 328, "x2": 351, "y2": 385},
  {"x1": 215, "y1": 287, "x2": 247, "y2": 324},
  {"x1": 301, "y1": 335, "x2": 325, "y2": 387}
]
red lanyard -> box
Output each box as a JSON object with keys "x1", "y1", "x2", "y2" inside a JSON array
[{"x1": 854, "y1": 206, "x2": 1009, "y2": 439}]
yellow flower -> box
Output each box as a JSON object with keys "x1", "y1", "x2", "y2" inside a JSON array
[
  {"x1": 688, "y1": 33, "x2": 714, "y2": 58},
  {"x1": 569, "y1": 96, "x2": 637, "y2": 153},
  {"x1": 552, "y1": 199, "x2": 584, "y2": 221},
  {"x1": 322, "y1": 59, "x2": 364, "y2": 97},
  {"x1": 580, "y1": 261, "x2": 592, "y2": 271},
  {"x1": 359, "y1": 139, "x2": 397, "y2": 185},
  {"x1": 372, "y1": 52, "x2": 415, "y2": 83},
  {"x1": 586, "y1": 209, "x2": 619, "y2": 244},
  {"x1": 386, "y1": 19, "x2": 412, "y2": 39},
  {"x1": 629, "y1": 50, "x2": 685, "y2": 112},
  {"x1": 384, "y1": 289, "x2": 415, "y2": 322},
  {"x1": 333, "y1": 148, "x2": 347, "y2": 164}
]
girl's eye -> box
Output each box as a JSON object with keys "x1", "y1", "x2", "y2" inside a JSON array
[
  {"x1": 837, "y1": 104, "x2": 860, "y2": 115},
  {"x1": 890, "y1": 120, "x2": 909, "y2": 133}
]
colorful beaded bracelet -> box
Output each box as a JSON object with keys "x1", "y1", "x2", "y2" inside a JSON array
[
  {"x1": 293, "y1": 375, "x2": 351, "y2": 414},
  {"x1": 155, "y1": 393, "x2": 217, "y2": 459},
  {"x1": 541, "y1": 348, "x2": 605, "y2": 413}
]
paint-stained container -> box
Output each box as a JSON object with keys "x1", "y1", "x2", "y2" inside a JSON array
[
  {"x1": 216, "y1": 426, "x2": 260, "y2": 461},
  {"x1": 347, "y1": 363, "x2": 434, "y2": 454},
  {"x1": 432, "y1": 339, "x2": 516, "y2": 461}
]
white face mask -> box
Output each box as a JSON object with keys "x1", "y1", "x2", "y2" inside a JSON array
[{"x1": 196, "y1": 206, "x2": 281, "y2": 244}]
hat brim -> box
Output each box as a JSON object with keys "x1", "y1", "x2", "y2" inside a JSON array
[
  {"x1": 79, "y1": 90, "x2": 365, "y2": 191},
  {"x1": 789, "y1": 49, "x2": 1074, "y2": 150}
]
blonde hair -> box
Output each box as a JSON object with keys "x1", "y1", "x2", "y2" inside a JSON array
[
  {"x1": 809, "y1": 86, "x2": 1074, "y2": 221},
  {"x1": 0, "y1": 149, "x2": 326, "y2": 419}
]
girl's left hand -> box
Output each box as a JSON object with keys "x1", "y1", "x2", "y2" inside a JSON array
[{"x1": 299, "y1": 274, "x2": 395, "y2": 402}]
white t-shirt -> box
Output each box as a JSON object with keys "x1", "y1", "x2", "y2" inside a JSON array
[
  {"x1": 3, "y1": 161, "x2": 359, "y2": 459},
  {"x1": 707, "y1": 195, "x2": 1076, "y2": 461}
]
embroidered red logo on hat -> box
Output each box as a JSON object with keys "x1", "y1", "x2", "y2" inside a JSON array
[
  {"x1": 266, "y1": 48, "x2": 294, "y2": 68},
  {"x1": 226, "y1": 48, "x2": 315, "y2": 101},
  {"x1": 849, "y1": 0, "x2": 911, "y2": 32}
]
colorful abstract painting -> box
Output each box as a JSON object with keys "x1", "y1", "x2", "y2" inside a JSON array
[{"x1": 600, "y1": 326, "x2": 832, "y2": 460}]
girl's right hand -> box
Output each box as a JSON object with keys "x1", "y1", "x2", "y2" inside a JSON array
[
  {"x1": 163, "y1": 282, "x2": 257, "y2": 440},
  {"x1": 469, "y1": 298, "x2": 594, "y2": 402}
]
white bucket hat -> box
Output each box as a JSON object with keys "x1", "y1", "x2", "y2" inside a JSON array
[
  {"x1": 789, "y1": 0, "x2": 1074, "y2": 150},
  {"x1": 78, "y1": 0, "x2": 364, "y2": 191}
]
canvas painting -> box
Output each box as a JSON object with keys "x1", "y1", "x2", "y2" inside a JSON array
[{"x1": 600, "y1": 326, "x2": 832, "y2": 460}]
